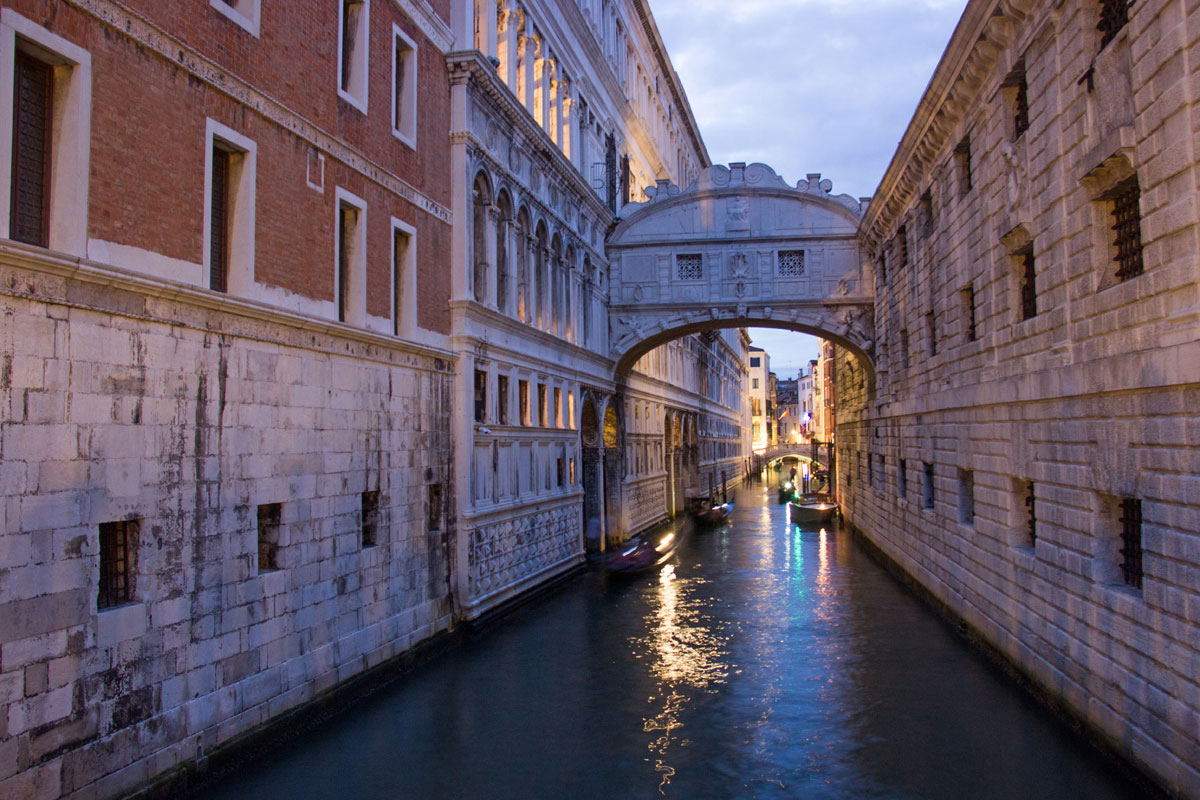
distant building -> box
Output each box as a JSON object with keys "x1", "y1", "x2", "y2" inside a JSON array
[{"x1": 748, "y1": 347, "x2": 770, "y2": 452}]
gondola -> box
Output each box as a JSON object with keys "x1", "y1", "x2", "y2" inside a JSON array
[
  {"x1": 693, "y1": 501, "x2": 733, "y2": 527},
  {"x1": 788, "y1": 494, "x2": 839, "y2": 526},
  {"x1": 606, "y1": 526, "x2": 684, "y2": 573}
]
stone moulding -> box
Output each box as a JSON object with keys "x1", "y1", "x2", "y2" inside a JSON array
[{"x1": 0, "y1": 241, "x2": 458, "y2": 372}]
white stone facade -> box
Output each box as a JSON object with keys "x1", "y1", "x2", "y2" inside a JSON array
[{"x1": 841, "y1": 0, "x2": 1200, "y2": 796}]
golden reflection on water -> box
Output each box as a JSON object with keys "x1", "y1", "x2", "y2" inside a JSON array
[{"x1": 636, "y1": 562, "x2": 730, "y2": 794}]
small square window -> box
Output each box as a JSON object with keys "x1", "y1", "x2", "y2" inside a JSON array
[
  {"x1": 676, "y1": 253, "x2": 703, "y2": 281},
  {"x1": 778, "y1": 250, "x2": 805, "y2": 277}
]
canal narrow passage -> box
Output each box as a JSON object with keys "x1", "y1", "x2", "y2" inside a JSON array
[{"x1": 199, "y1": 483, "x2": 1149, "y2": 799}]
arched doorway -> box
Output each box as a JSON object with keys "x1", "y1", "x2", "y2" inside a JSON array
[{"x1": 580, "y1": 395, "x2": 603, "y2": 552}]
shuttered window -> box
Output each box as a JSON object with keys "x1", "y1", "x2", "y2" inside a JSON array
[
  {"x1": 209, "y1": 147, "x2": 231, "y2": 292},
  {"x1": 10, "y1": 51, "x2": 53, "y2": 247}
]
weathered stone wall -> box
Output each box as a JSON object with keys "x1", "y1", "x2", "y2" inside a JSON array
[
  {"x1": 0, "y1": 247, "x2": 455, "y2": 799},
  {"x1": 845, "y1": 0, "x2": 1200, "y2": 796}
]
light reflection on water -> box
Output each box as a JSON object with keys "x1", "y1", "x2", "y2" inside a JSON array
[{"x1": 198, "y1": 483, "x2": 1157, "y2": 800}]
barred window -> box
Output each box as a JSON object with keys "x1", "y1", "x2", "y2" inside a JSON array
[
  {"x1": 1098, "y1": 0, "x2": 1130, "y2": 49},
  {"x1": 361, "y1": 490, "x2": 379, "y2": 548},
  {"x1": 962, "y1": 285, "x2": 977, "y2": 342},
  {"x1": 1119, "y1": 497, "x2": 1143, "y2": 590},
  {"x1": 1024, "y1": 480, "x2": 1036, "y2": 547},
  {"x1": 896, "y1": 225, "x2": 909, "y2": 269},
  {"x1": 955, "y1": 137, "x2": 973, "y2": 194},
  {"x1": 958, "y1": 469, "x2": 974, "y2": 525},
  {"x1": 676, "y1": 253, "x2": 703, "y2": 281},
  {"x1": 257, "y1": 503, "x2": 282, "y2": 572},
  {"x1": 778, "y1": 250, "x2": 805, "y2": 277},
  {"x1": 1019, "y1": 247, "x2": 1037, "y2": 320},
  {"x1": 98, "y1": 520, "x2": 137, "y2": 609},
  {"x1": 1014, "y1": 73, "x2": 1030, "y2": 139},
  {"x1": 1108, "y1": 177, "x2": 1144, "y2": 282}
]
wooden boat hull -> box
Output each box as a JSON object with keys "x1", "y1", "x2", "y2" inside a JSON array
[{"x1": 789, "y1": 501, "x2": 838, "y2": 526}]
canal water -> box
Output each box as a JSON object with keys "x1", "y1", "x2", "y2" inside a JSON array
[{"x1": 199, "y1": 483, "x2": 1151, "y2": 800}]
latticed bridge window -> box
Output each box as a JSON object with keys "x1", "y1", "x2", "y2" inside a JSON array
[
  {"x1": 778, "y1": 250, "x2": 805, "y2": 277},
  {"x1": 676, "y1": 253, "x2": 703, "y2": 281},
  {"x1": 1098, "y1": 0, "x2": 1130, "y2": 49},
  {"x1": 1109, "y1": 176, "x2": 1144, "y2": 282}
]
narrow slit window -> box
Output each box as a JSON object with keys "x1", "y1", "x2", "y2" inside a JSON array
[
  {"x1": 9, "y1": 50, "x2": 53, "y2": 247},
  {"x1": 361, "y1": 490, "x2": 379, "y2": 548},
  {"x1": 923, "y1": 462, "x2": 935, "y2": 509},
  {"x1": 519, "y1": 379, "x2": 530, "y2": 425},
  {"x1": 98, "y1": 520, "x2": 137, "y2": 609},
  {"x1": 1019, "y1": 247, "x2": 1037, "y2": 320},
  {"x1": 1024, "y1": 480, "x2": 1036, "y2": 547},
  {"x1": 474, "y1": 369, "x2": 487, "y2": 423},
  {"x1": 958, "y1": 469, "x2": 974, "y2": 525},
  {"x1": 955, "y1": 137, "x2": 973, "y2": 194},
  {"x1": 538, "y1": 384, "x2": 547, "y2": 426},
  {"x1": 337, "y1": 204, "x2": 356, "y2": 322},
  {"x1": 497, "y1": 375, "x2": 509, "y2": 424},
  {"x1": 962, "y1": 285, "x2": 977, "y2": 342},
  {"x1": 1098, "y1": 0, "x2": 1130, "y2": 49},
  {"x1": 898, "y1": 459, "x2": 908, "y2": 499},
  {"x1": 926, "y1": 311, "x2": 938, "y2": 356}
]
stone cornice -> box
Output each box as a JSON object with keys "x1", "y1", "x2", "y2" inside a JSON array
[
  {"x1": 0, "y1": 241, "x2": 457, "y2": 371},
  {"x1": 67, "y1": 0, "x2": 452, "y2": 225},
  {"x1": 859, "y1": 0, "x2": 1035, "y2": 248},
  {"x1": 628, "y1": 0, "x2": 711, "y2": 169},
  {"x1": 391, "y1": 0, "x2": 454, "y2": 53}
]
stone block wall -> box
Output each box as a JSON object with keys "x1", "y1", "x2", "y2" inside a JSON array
[
  {"x1": 845, "y1": 0, "x2": 1200, "y2": 796},
  {"x1": 0, "y1": 248, "x2": 455, "y2": 799}
]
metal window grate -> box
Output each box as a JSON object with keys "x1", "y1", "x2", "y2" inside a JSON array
[
  {"x1": 1024, "y1": 481, "x2": 1036, "y2": 546},
  {"x1": 1098, "y1": 0, "x2": 1130, "y2": 49},
  {"x1": 210, "y1": 148, "x2": 230, "y2": 292},
  {"x1": 11, "y1": 52, "x2": 53, "y2": 247},
  {"x1": 1014, "y1": 76, "x2": 1030, "y2": 138},
  {"x1": 257, "y1": 503, "x2": 282, "y2": 571},
  {"x1": 1110, "y1": 178, "x2": 1144, "y2": 281},
  {"x1": 1119, "y1": 497, "x2": 1143, "y2": 589},
  {"x1": 778, "y1": 250, "x2": 805, "y2": 277},
  {"x1": 361, "y1": 491, "x2": 379, "y2": 548},
  {"x1": 98, "y1": 521, "x2": 135, "y2": 609},
  {"x1": 676, "y1": 254, "x2": 703, "y2": 281},
  {"x1": 1020, "y1": 248, "x2": 1037, "y2": 320}
]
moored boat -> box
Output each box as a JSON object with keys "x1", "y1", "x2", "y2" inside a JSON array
[
  {"x1": 606, "y1": 525, "x2": 685, "y2": 573},
  {"x1": 789, "y1": 496, "x2": 838, "y2": 526},
  {"x1": 694, "y1": 501, "x2": 733, "y2": 527}
]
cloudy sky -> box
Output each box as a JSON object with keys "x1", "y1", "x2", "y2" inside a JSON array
[{"x1": 648, "y1": 0, "x2": 968, "y2": 377}]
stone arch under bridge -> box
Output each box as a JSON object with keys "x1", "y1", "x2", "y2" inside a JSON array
[{"x1": 606, "y1": 163, "x2": 875, "y2": 376}]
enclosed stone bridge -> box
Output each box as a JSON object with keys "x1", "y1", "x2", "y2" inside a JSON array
[{"x1": 606, "y1": 163, "x2": 875, "y2": 377}]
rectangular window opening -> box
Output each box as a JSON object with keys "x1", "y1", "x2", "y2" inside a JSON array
[
  {"x1": 391, "y1": 27, "x2": 417, "y2": 145},
  {"x1": 519, "y1": 379, "x2": 530, "y2": 425},
  {"x1": 537, "y1": 384, "x2": 548, "y2": 427},
  {"x1": 339, "y1": 0, "x2": 369, "y2": 109},
  {"x1": 474, "y1": 369, "x2": 487, "y2": 423},
  {"x1": 209, "y1": 145, "x2": 231, "y2": 293},
  {"x1": 676, "y1": 253, "x2": 703, "y2": 281},
  {"x1": 898, "y1": 458, "x2": 908, "y2": 499},
  {"x1": 778, "y1": 250, "x2": 805, "y2": 277},
  {"x1": 10, "y1": 50, "x2": 53, "y2": 248},
  {"x1": 1024, "y1": 480, "x2": 1036, "y2": 547},
  {"x1": 1119, "y1": 497, "x2": 1143, "y2": 590},
  {"x1": 1019, "y1": 246, "x2": 1037, "y2": 320},
  {"x1": 926, "y1": 311, "x2": 938, "y2": 356},
  {"x1": 257, "y1": 502, "x2": 282, "y2": 572},
  {"x1": 337, "y1": 203, "x2": 357, "y2": 323},
  {"x1": 361, "y1": 490, "x2": 379, "y2": 548},
  {"x1": 497, "y1": 375, "x2": 509, "y2": 425},
  {"x1": 923, "y1": 462, "x2": 935, "y2": 509},
  {"x1": 553, "y1": 387, "x2": 563, "y2": 428},
  {"x1": 98, "y1": 519, "x2": 137, "y2": 609},
  {"x1": 1108, "y1": 176, "x2": 1144, "y2": 282},
  {"x1": 392, "y1": 228, "x2": 411, "y2": 336},
  {"x1": 958, "y1": 469, "x2": 974, "y2": 525},
  {"x1": 955, "y1": 137, "x2": 973, "y2": 194},
  {"x1": 962, "y1": 285, "x2": 977, "y2": 342}
]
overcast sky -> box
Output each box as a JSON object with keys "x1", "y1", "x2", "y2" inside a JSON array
[{"x1": 648, "y1": 0, "x2": 969, "y2": 377}]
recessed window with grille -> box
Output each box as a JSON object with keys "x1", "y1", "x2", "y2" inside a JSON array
[
  {"x1": 958, "y1": 469, "x2": 974, "y2": 525},
  {"x1": 257, "y1": 502, "x2": 282, "y2": 572},
  {"x1": 497, "y1": 375, "x2": 509, "y2": 424},
  {"x1": 778, "y1": 250, "x2": 805, "y2": 277},
  {"x1": 955, "y1": 137, "x2": 973, "y2": 194},
  {"x1": 1107, "y1": 176, "x2": 1144, "y2": 282},
  {"x1": 898, "y1": 459, "x2": 908, "y2": 499},
  {"x1": 676, "y1": 253, "x2": 703, "y2": 281},
  {"x1": 923, "y1": 462, "x2": 935, "y2": 509},
  {"x1": 98, "y1": 520, "x2": 137, "y2": 609},
  {"x1": 1019, "y1": 246, "x2": 1037, "y2": 320},
  {"x1": 926, "y1": 311, "x2": 938, "y2": 356},
  {"x1": 896, "y1": 225, "x2": 909, "y2": 269},
  {"x1": 9, "y1": 50, "x2": 52, "y2": 247},
  {"x1": 474, "y1": 369, "x2": 487, "y2": 423},
  {"x1": 962, "y1": 285, "x2": 977, "y2": 342},
  {"x1": 361, "y1": 490, "x2": 379, "y2": 548},
  {"x1": 1119, "y1": 497, "x2": 1143, "y2": 590},
  {"x1": 1098, "y1": 0, "x2": 1130, "y2": 49},
  {"x1": 920, "y1": 190, "x2": 934, "y2": 236},
  {"x1": 1024, "y1": 480, "x2": 1036, "y2": 547}
]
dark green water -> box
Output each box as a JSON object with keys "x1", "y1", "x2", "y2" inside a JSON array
[{"x1": 198, "y1": 483, "x2": 1152, "y2": 799}]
